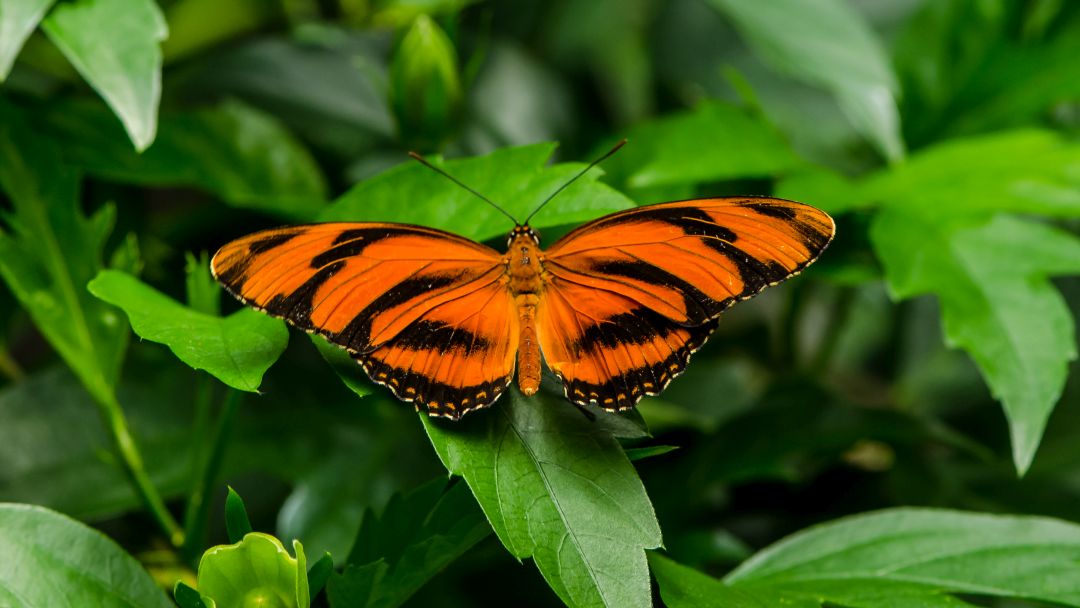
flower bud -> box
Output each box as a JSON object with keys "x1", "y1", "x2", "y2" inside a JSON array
[{"x1": 389, "y1": 15, "x2": 462, "y2": 152}]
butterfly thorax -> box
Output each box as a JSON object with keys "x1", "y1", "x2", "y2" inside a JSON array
[{"x1": 505, "y1": 226, "x2": 545, "y2": 396}]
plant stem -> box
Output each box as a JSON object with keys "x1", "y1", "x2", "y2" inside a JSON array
[
  {"x1": 98, "y1": 389, "x2": 185, "y2": 547},
  {"x1": 182, "y1": 389, "x2": 242, "y2": 561}
]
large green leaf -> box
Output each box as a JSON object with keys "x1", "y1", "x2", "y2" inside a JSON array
[
  {"x1": 706, "y1": 0, "x2": 903, "y2": 162},
  {"x1": 622, "y1": 102, "x2": 800, "y2": 189},
  {"x1": 41, "y1": 0, "x2": 167, "y2": 151},
  {"x1": 719, "y1": 508, "x2": 1080, "y2": 606},
  {"x1": 47, "y1": 100, "x2": 327, "y2": 217},
  {"x1": 88, "y1": 269, "x2": 288, "y2": 393},
  {"x1": 0, "y1": 503, "x2": 172, "y2": 607},
  {"x1": 0, "y1": 0, "x2": 55, "y2": 80},
  {"x1": 423, "y1": 388, "x2": 660, "y2": 608},
  {"x1": 871, "y1": 212, "x2": 1080, "y2": 475},
  {"x1": 322, "y1": 143, "x2": 635, "y2": 242},
  {"x1": 861, "y1": 129, "x2": 1080, "y2": 217},
  {"x1": 327, "y1": 478, "x2": 491, "y2": 607},
  {"x1": 0, "y1": 100, "x2": 127, "y2": 404}
]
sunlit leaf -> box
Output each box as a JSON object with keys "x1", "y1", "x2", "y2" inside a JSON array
[
  {"x1": 88, "y1": 269, "x2": 288, "y2": 393},
  {"x1": 0, "y1": 0, "x2": 56, "y2": 80},
  {"x1": 41, "y1": 0, "x2": 167, "y2": 151},
  {"x1": 197, "y1": 533, "x2": 310, "y2": 608}
]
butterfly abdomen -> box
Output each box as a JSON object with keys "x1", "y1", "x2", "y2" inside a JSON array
[{"x1": 507, "y1": 231, "x2": 545, "y2": 396}]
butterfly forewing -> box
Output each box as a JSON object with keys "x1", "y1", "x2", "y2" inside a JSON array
[
  {"x1": 538, "y1": 197, "x2": 834, "y2": 409},
  {"x1": 212, "y1": 222, "x2": 518, "y2": 416}
]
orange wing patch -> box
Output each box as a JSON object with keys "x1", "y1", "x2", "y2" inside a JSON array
[
  {"x1": 212, "y1": 223, "x2": 504, "y2": 353},
  {"x1": 358, "y1": 278, "x2": 518, "y2": 419},
  {"x1": 212, "y1": 223, "x2": 517, "y2": 416},
  {"x1": 539, "y1": 197, "x2": 833, "y2": 409},
  {"x1": 537, "y1": 278, "x2": 716, "y2": 410}
]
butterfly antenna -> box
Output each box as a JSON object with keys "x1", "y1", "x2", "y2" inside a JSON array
[
  {"x1": 408, "y1": 151, "x2": 519, "y2": 225},
  {"x1": 523, "y1": 139, "x2": 627, "y2": 226}
]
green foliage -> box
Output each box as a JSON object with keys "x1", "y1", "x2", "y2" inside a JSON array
[
  {"x1": 225, "y1": 487, "x2": 253, "y2": 544},
  {"x1": 872, "y1": 213, "x2": 1080, "y2": 473},
  {"x1": 0, "y1": 0, "x2": 54, "y2": 80},
  {"x1": 652, "y1": 508, "x2": 1080, "y2": 607},
  {"x1": 425, "y1": 388, "x2": 661, "y2": 608},
  {"x1": 41, "y1": 0, "x2": 167, "y2": 151},
  {"x1": 2, "y1": 1, "x2": 1080, "y2": 606},
  {"x1": 323, "y1": 143, "x2": 635, "y2": 241},
  {"x1": 706, "y1": 0, "x2": 903, "y2": 162},
  {"x1": 48, "y1": 100, "x2": 328, "y2": 217},
  {"x1": 0, "y1": 100, "x2": 127, "y2": 403},
  {"x1": 88, "y1": 269, "x2": 289, "y2": 393},
  {"x1": 328, "y1": 478, "x2": 490, "y2": 607},
  {"x1": 0, "y1": 503, "x2": 171, "y2": 607}
]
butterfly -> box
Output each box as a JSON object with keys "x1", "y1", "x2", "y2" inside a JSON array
[{"x1": 211, "y1": 148, "x2": 834, "y2": 420}]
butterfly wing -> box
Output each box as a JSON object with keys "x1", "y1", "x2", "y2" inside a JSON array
[
  {"x1": 537, "y1": 197, "x2": 834, "y2": 409},
  {"x1": 212, "y1": 223, "x2": 517, "y2": 417}
]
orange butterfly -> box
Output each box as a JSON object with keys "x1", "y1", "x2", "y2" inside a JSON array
[{"x1": 212, "y1": 147, "x2": 834, "y2": 419}]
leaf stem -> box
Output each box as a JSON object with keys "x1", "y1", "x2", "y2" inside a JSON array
[
  {"x1": 98, "y1": 389, "x2": 185, "y2": 546},
  {"x1": 182, "y1": 389, "x2": 242, "y2": 561}
]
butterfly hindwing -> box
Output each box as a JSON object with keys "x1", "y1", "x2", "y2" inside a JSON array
[
  {"x1": 539, "y1": 197, "x2": 834, "y2": 408},
  {"x1": 537, "y1": 278, "x2": 717, "y2": 409},
  {"x1": 356, "y1": 278, "x2": 518, "y2": 419},
  {"x1": 212, "y1": 222, "x2": 517, "y2": 415}
]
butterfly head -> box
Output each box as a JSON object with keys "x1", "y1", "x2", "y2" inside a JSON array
[{"x1": 508, "y1": 224, "x2": 540, "y2": 247}]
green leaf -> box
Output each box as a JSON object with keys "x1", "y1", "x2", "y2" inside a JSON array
[
  {"x1": 323, "y1": 143, "x2": 636, "y2": 243},
  {"x1": 174, "y1": 581, "x2": 214, "y2": 608},
  {"x1": 424, "y1": 388, "x2": 662, "y2": 608},
  {"x1": 861, "y1": 129, "x2": 1080, "y2": 218},
  {"x1": 328, "y1": 478, "x2": 491, "y2": 607},
  {"x1": 723, "y1": 508, "x2": 1080, "y2": 606},
  {"x1": 0, "y1": 100, "x2": 127, "y2": 404},
  {"x1": 311, "y1": 335, "x2": 373, "y2": 399},
  {"x1": 197, "y1": 532, "x2": 310, "y2": 608},
  {"x1": 41, "y1": 0, "x2": 167, "y2": 151},
  {"x1": 88, "y1": 269, "x2": 288, "y2": 392},
  {"x1": 0, "y1": 503, "x2": 171, "y2": 607},
  {"x1": 871, "y1": 211, "x2": 1080, "y2": 474},
  {"x1": 624, "y1": 102, "x2": 800, "y2": 189},
  {"x1": 226, "y1": 487, "x2": 254, "y2": 544},
  {"x1": 0, "y1": 0, "x2": 56, "y2": 80},
  {"x1": 625, "y1": 445, "x2": 678, "y2": 462},
  {"x1": 706, "y1": 0, "x2": 903, "y2": 162},
  {"x1": 650, "y1": 554, "x2": 809, "y2": 608},
  {"x1": 306, "y1": 553, "x2": 334, "y2": 598},
  {"x1": 48, "y1": 99, "x2": 327, "y2": 217}
]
